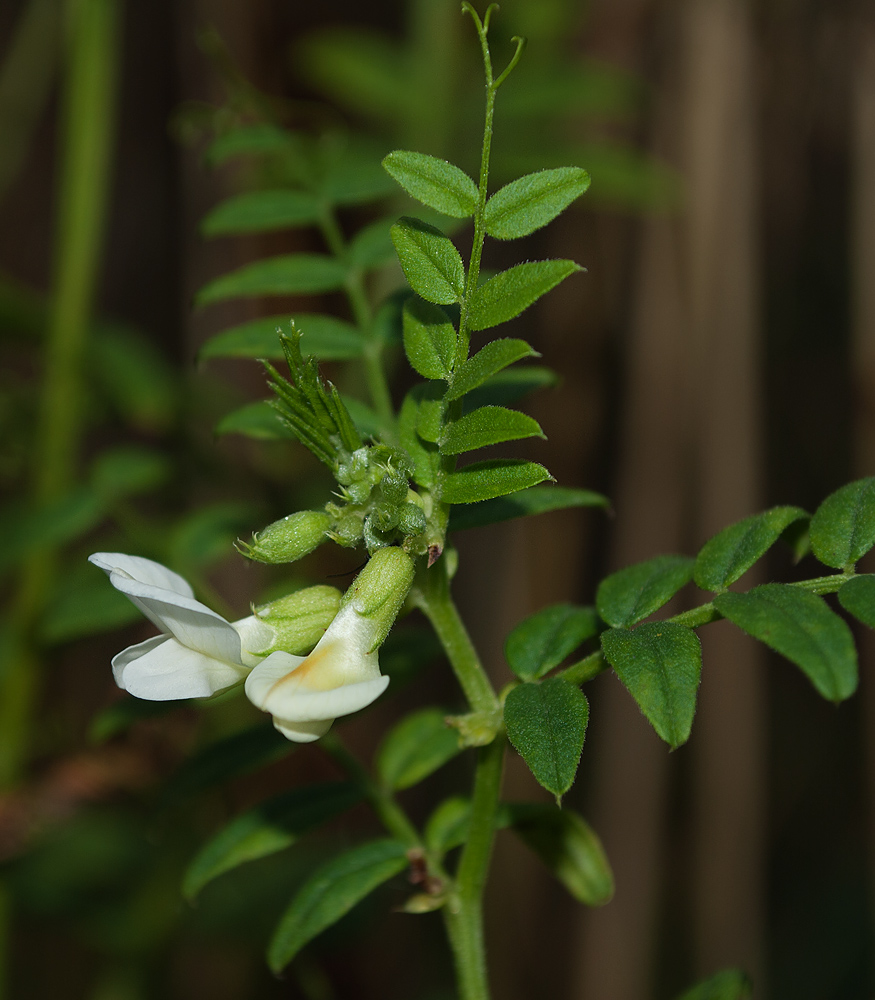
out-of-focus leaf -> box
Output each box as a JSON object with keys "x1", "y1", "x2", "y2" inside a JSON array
[
  {"x1": 196, "y1": 254, "x2": 347, "y2": 306},
  {"x1": 694, "y1": 506, "x2": 809, "y2": 591},
  {"x1": 425, "y1": 797, "x2": 471, "y2": 856},
  {"x1": 201, "y1": 189, "x2": 322, "y2": 236},
  {"x1": 715, "y1": 583, "x2": 857, "y2": 702},
  {"x1": 390, "y1": 217, "x2": 465, "y2": 305},
  {"x1": 507, "y1": 803, "x2": 613, "y2": 906},
  {"x1": 216, "y1": 400, "x2": 294, "y2": 440},
  {"x1": 441, "y1": 459, "x2": 553, "y2": 504},
  {"x1": 485, "y1": 167, "x2": 590, "y2": 239},
  {"x1": 200, "y1": 315, "x2": 363, "y2": 362},
  {"x1": 183, "y1": 782, "x2": 362, "y2": 900},
  {"x1": 89, "y1": 698, "x2": 181, "y2": 744},
  {"x1": 267, "y1": 839, "x2": 408, "y2": 972},
  {"x1": 378, "y1": 625, "x2": 444, "y2": 688},
  {"x1": 441, "y1": 405, "x2": 544, "y2": 455},
  {"x1": 672, "y1": 968, "x2": 752, "y2": 1000},
  {"x1": 447, "y1": 338, "x2": 539, "y2": 401},
  {"x1": 318, "y1": 140, "x2": 397, "y2": 206},
  {"x1": 809, "y1": 478, "x2": 875, "y2": 569},
  {"x1": 376, "y1": 708, "x2": 461, "y2": 790},
  {"x1": 448, "y1": 484, "x2": 608, "y2": 531},
  {"x1": 169, "y1": 501, "x2": 260, "y2": 568},
  {"x1": 90, "y1": 447, "x2": 170, "y2": 501},
  {"x1": 402, "y1": 297, "x2": 456, "y2": 379},
  {"x1": 399, "y1": 390, "x2": 439, "y2": 489},
  {"x1": 506, "y1": 604, "x2": 599, "y2": 682},
  {"x1": 463, "y1": 366, "x2": 557, "y2": 410},
  {"x1": 383, "y1": 150, "x2": 478, "y2": 218},
  {"x1": 43, "y1": 563, "x2": 141, "y2": 644},
  {"x1": 0, "y1": 489, "x2": 102, "y2": 574},
  {"x1": 205, "y1": 123, "x2": 297, "y2": 166},
  {"x1": 504, "y1": 678, "x2": 589, "y2": 802},
  {"x1": 348, "y1": 217, "x2": 395, "y2": 269},
  {"x1": 596, "y1": 555, "x2": 694, "y2": 628},
  {"x1": 467, "y1": 260, "x2": 582, "y2": 331},
  {"x1": 500, "y1": 62, "x2": 643, "y2": 120},
  {"x1": 341, "y1": 394, "x2": 385, "y2": 438},
  {"x1": 601, "y1": 623, "x2": 701, "y2": 748}
]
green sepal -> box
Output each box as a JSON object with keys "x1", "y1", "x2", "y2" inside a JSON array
[
  {"x1": 837, "y1": 574, "x2": 875, "y2": 628},
  {"x1": 390, "y1": 217, "x2": 465, "y2": 305},
  {"x1": 506, "y1": 604, "x2": 599, "y2": 681},
  {"x1": 383, "y1": 150, "x2": 478, "y2": 218},
  {"x1": 441, "y1": 459, "x2": 553, "y2": 504},
  {"x1": 201, "y1": 189, "x2": 322, "y2": 236},
  {"x1": 447, "y1": 338, "x2": 539, "y2": 401},
  {"x1": 694, "y1": 506, "x2": 809, "y2": 591},
  {"x1": 809, "y1": 477, "x2": 875, "y2": 569},
  {"x1": 484, "y1": 167, "x2": 591, "y2": 240},
  {"x1": 596, "y1": 554, "x2": 694, "y2": 628},
  {"x1": 196, "y1": 254, "x2": 348, "y2": 306},
  {"x1": 376, "y1": 708, "x2": 462, "y2": 790},
  {"x1": 506, "y1": 803, "x2": 613, "y2": 906},
  {"x1": 440, "y1": 405, "x2": 544, "y2": 455},
  {"x1": 715, "y1": 583, "x2": 857, "y2": 702},
  {"x1": 504, "y1": 678, "x2": 589, "y2": 802},
  {"x1": 601, "y1": 622, "x2": 702, "y2": 748},
  {"x1": 467, "y1": 259, "x2": 582, "y2": 331},
  {"x1": 182, "y1": 782, "x2": 362, "y2": 901},
  {"x1": 449, "y1": 484, "x2": 609, "y2": 531},
  {"x1": 402, "y1": 297, "x2": 456, "y2": 379},
  {"x1": 267, "y1": 839, "x2": 409, "y2": 972},
  {"x1": 199, "y1": 314, "x2": 363, "y2": 362}
]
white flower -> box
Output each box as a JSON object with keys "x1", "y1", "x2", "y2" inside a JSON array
[
  {"x1": 244, "y1": 600, "x2": 389, "y2": 743},
  {"x1": 88, "y1": 552, "x2": 278, "y2": 700}
]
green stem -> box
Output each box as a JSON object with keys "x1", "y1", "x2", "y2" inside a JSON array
[
  {"x1": 443, "y1": 735, "x2": 505, "y2": 1000},
  {"x1": 411, "y1": 560, "x2": 497, "y2": 714}
]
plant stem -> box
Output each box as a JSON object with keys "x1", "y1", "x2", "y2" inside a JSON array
[{"x1": 443, "y1": 735, "x2": 505, "y2": 1000}]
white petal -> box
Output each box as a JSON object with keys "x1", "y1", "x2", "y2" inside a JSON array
[
  {"x1": 245, "y1": 652, "x2": 388, "y2": 722},
  {"x1": 90, "y1": 554, "x2": 244, "y2": 664},
  {"x1": 112, "y1": 634, "x2": 248, "y2": 700},
  {"x1": 232, "y1": 614, "x2": 277, "y2": 667},
  {"x1": 271, "y1": 717, "x2": 333, "y2": 743},
  {"x1": 89, "y1": 553, "x2": 195, "y2": 599}
]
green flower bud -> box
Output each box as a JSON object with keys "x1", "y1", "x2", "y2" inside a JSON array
[
  {"x1": 240, "y1": 511, "x2": 330, "y2": 565},
  {"x1": 342, "y1": 547, "x2": 416, "y2": 651},
  {"x1": 256, "y1": 584, "x2": 342, "y2": 655}
]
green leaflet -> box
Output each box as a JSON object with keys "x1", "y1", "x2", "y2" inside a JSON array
[
  {"x1": 196, "y1": 254, "x2": 348, "y2": 306},
  {"x1": 467, "y1": 259, "x2": 582, "y2": 331},
  {"x1": 506, "y1": 803, "x2": 613, "y2": 906},
  {"x1": 376, "y1": 708, "x2": 462, "y2": 790},
  {"x1": 596, "y1": 554, "x2": 694, "y2": 628},
  {"x1": 267, "y1": 839, "x2": 408, "y2": 972},
  {"x1": 715, "y1": 583, "x2": 857, "y2": 702},
  {"x1": 441, "y1": 459, "x2": 553, "y2": 504},
  {"x1": 383, "y1": 150, "x2": 479, "y2": 218},
  {"x1": 447, "y1": 338, "x2": 540, "y2": 401},
  {"x1": 200, "y1": 314, "x2": 363, "y2": 362},
  {"x1": 440, "y1": 405, "x2": 544, "y2": 455},
  {"x1": 504, "y1": 678, "x2": 589, "y2": 802},
  {"x1": 425, "y1": 797, "x2": 472, "y2": 856},
  {"x1": 809, "y1": 477, "x2": 875, "y2": 569},
  {"x1": 672, "y1": 969, "x2": 752, "y2": 1000},
  {"x1": 601, "y1": 623, "x2": 702, "y2": 748},
  {"x1": 694, "y1": 506, "x2": 809, "y2": 591},
  {"x1": 402, "y1": 297, "x2": 456, "y2": 379},
  {"x1": 390, "y1": 217, "x2": 465, "y2": 305},
  {"x1": 201, "y1": 189, "x2": 322, "y2": 236},
  {"x1": 448, "y1": 484, "x2": 609, "y2": 531},
  {"x1": 183, "y1": 782, "x2": 362, "y2": 901},
  {"x1": 484, "y1": 167, "x2": 591, "y2": 239},
  {"x1": 506, "y1": 604, "x2": 600, "y2": 682},
  {"x1": 205, "y1": 123, "x2": 296, "y2": 166},
  {"x1": 838, "y1": 574, "x2": 875, "y2": 628},
  {"x1": 398, "y1": 389, "x2": 439, "y2": 489},
  {"x1": 216, "y1": 400, "x2": 293, "y2": 440}
]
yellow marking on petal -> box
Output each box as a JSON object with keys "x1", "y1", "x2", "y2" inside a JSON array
[{"x1": 266, "y1": 641, "x2": 346, "y2": 696}]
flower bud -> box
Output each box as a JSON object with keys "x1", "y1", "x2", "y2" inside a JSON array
[
  {"x1": 256, "y1": 584, "x2": 342, "y2": 655},
  {"x1": 342, "y1": 547, "x2": 416, "y2": 652},
  {"x1": 240, "y1": 510, "x2": 330, "y2": 564}
]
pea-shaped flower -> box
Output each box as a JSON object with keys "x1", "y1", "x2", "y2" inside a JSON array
[{"x1": 244, "y1": 547, "x2": 415, "y2": 742}]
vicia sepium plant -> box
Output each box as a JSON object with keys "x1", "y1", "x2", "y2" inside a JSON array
[{"x1": 88, "y1": 6, "x2": 875, "y2": 999}]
